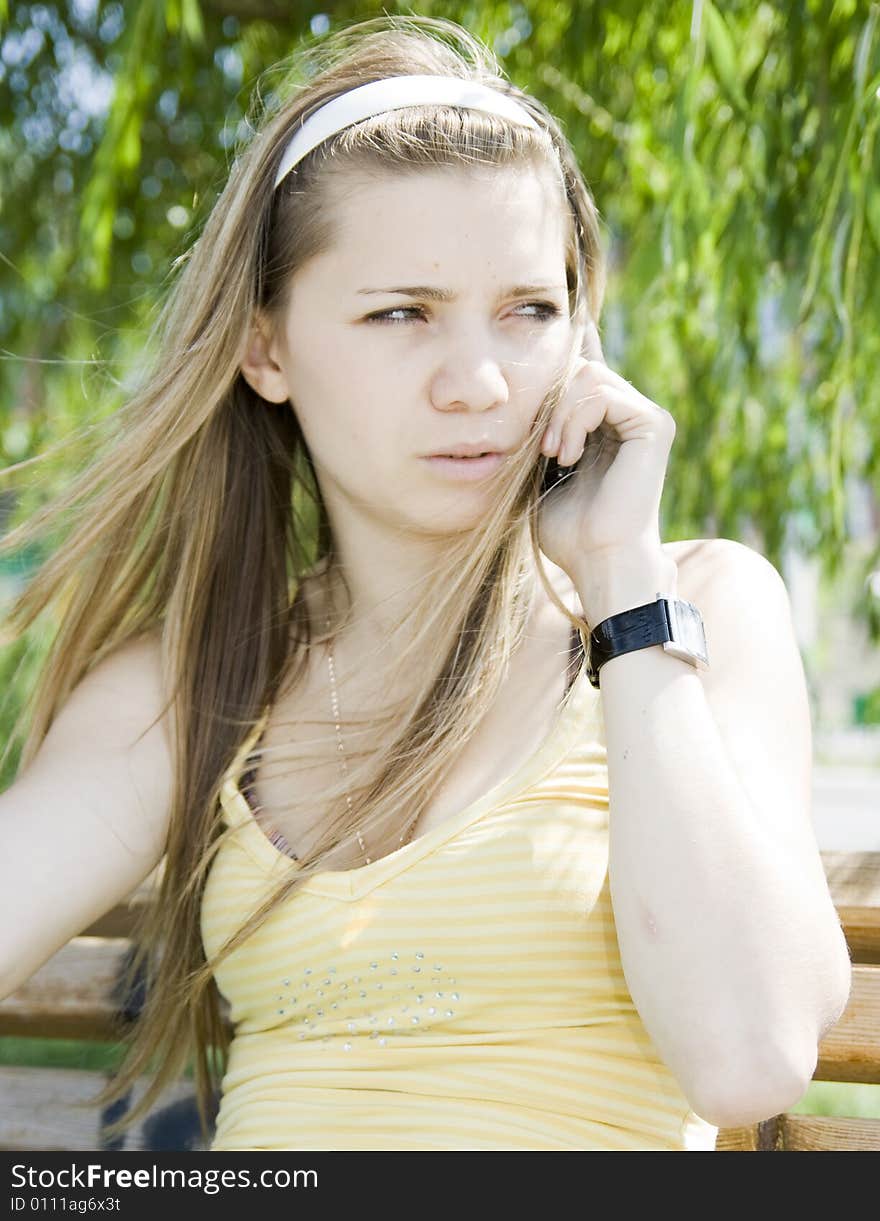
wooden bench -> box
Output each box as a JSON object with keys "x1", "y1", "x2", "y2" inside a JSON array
[{"x1": 2, "y1": 851, "x2": 878, "y2": 1152}]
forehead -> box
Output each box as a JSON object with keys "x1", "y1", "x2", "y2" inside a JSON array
[{"x1": 311, "y1": 163, "x2": 569, "y2": 285}]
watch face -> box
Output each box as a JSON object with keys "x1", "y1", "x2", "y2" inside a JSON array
[{"x1": 669, "y1": 599, "x2": 709, "y2": 665}]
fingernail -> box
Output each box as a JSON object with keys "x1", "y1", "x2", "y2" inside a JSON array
[{"x1": 543, "y1": 427, "x2": 556, "y2": 453}]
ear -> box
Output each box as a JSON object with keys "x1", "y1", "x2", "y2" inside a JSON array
[{"x1": 240, "y1": 312, "x2": 290, "y2": 403}]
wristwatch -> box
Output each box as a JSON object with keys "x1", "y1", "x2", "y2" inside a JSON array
[{"x1": 585, "y1": 593, "x2": 710, "y2": 689}]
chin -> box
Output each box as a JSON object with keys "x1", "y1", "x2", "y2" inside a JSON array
[{"x1": 404, "y1": 503, "x2": 489, "y2": 538}]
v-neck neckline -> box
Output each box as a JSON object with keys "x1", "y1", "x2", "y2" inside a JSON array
[{"x1": 218, "y1": 651, "x2": 600, "y2": 902}]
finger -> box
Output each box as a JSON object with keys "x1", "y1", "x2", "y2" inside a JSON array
[
  {"x1": 541, "y1": 371, "x2": 589, "y2": 455},
  {"x1": 557, "y1": 434, "x2": 587, "y2": 467},
  {"x1": 556, "y1": 391, "x2": 607, "y2": 464},
  {"x1": 568, "y1": 382, "x2": 674, "y2": 444},
  {"x1": 549, "y1": 383, "x2": 605, "y2": 463}
]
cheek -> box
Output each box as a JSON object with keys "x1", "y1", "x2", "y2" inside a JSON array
[
  {"x1": 302, "y1": 397, "x2": 392, "y2": 472},
  {"x1": 520, "y1": 360, "x2": 569, "y2": 420}
]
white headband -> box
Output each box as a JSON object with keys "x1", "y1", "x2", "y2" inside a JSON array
[{"x1": 273, "y1": 74, "x2": 542, "y2": 190}]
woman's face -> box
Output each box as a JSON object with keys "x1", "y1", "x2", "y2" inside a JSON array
[{"x1": 243, "y1": 163, "x2": 576, "y2": 535}]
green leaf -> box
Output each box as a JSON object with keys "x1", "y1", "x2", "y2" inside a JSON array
[
  {"x1": 704, "y1": 0, "x2": 751, "y2": 118},
  {"x1": 180, "y1": 0, "x2": 205, "y2": 44},
  {"x1": 165, "y1": 0, "x2": 181, "y2": 34},
  {"x1": 119, "y1": 113, "x2": 142, "y2": 171},
  {"x1": 853, "y1": 4, "x2": 880, "y2": 96},
  {"x1": 865, "y1": 181, "x2": 880, "y2": 252}
]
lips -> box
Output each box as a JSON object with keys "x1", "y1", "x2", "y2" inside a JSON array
[
  {"x1": 433, "y1": 451, "x2": 498, "y2": 458},
  {"x1": 422, "y1": 452, "x2": 507, "y2": 480},
  {"x1": 426, "y1": 446, "x2": 507, "y2": 458}
]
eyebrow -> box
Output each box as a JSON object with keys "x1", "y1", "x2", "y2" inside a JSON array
[{"x1": 356, "y1": 283, "x2": 568, "y2": 301}]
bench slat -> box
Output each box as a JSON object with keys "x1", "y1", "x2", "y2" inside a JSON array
[
  {"x1": 835, "y1": 906, "x2": 880, "y2": 964},
  {"x1": 0, "y1": 937, "x2": 233, "y2": 1041},
  {"x1": 814, "y1": 964, "x2": 880, "y2": 1084},
  {"x1": 715, "y1": 1119, "x2": 780, "y2": 1150},
  {"x1": 716, "y1": 1113, "x2": 880, "y2": 1152},
  {"x1": 821, "y1": 850, "x2": 880, "y2": 910},
  {"x1": 780, "y1": 1113, "x2": 880, "y2": 1151},
  {"x1": 0, "y1": 938, "x2": 135, "y2": 1041},
  {"x1": 0, "y1": 1066, "x2": 211, "y2": 1152}
]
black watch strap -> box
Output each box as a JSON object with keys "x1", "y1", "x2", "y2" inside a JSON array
[{"x1": 585, "y1": 595, "x2": 708, "y2": 689}]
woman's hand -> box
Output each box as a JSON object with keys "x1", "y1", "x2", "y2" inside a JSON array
[{"x1": 537, "y1": 319, "x2": 677, "y2": 584}]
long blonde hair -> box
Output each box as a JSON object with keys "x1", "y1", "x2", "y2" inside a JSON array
[{"x1": 0, "y1": 14, "x2": 607, "y2": 1145}]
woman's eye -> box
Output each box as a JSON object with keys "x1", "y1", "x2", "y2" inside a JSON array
[
  {"x1": 365, "y1": 306, "x2": 426, "y2": 324},
  {"x1": 365, "y1": 302, "x2": 562, "y2": 325},
  {"x1": 518, "y1": 302, "x2": 562, "y2": 321}
]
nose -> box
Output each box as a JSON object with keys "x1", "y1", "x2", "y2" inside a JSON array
[{"x1": 429, "y1": 333, "x2": 510, "y2": 413}]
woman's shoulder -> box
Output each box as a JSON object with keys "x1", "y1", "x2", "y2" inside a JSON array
[
  {"x1": 665, "y1": 537, "x2": 771, "y2": 612},
  {"x1": 663, "y1": 537, "x2": 722, "y2": 600}
]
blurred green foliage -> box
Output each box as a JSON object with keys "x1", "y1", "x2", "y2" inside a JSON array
[
  {"x1": 791, "y1": 1079, "x2": 880, "y2": 1119},
  {"x1": 854, "y1": 685, "x2": 880, "y2": 724},
  {"x1": 1, "y1": 1, "x2": 879, "y2": 771}
]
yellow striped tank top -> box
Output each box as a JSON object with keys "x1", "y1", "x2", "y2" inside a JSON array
[{"x1": 200, "y1": 654, "x2": 718, "y2": 1151}]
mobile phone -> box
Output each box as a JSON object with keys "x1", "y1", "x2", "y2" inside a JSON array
[{"x1": 540, "y1": 453, "x2": 568, "y2": 497}]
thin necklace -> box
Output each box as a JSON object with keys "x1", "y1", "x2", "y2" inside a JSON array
[{"x1": 325, "y1": 613, "x2": 417, "y2": 866}]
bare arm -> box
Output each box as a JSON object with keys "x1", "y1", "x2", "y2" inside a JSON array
[
  {"x1": 0, "y1": 631, "x2": 174, "y2": 1000},
  {"x1": 575, "y1": 539, "x2": 852, "y2": 1129}
]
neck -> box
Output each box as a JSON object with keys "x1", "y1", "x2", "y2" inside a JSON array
[
  {"x1": 298, "y1": 503, "x2": 552, "y2": 688},
  {"x1": 307, "y1": 505, "x2": 462, "y2": 656}
]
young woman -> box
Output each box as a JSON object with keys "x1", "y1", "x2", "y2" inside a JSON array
[{"x1": 0, "y1": 15, "x2": 850, "y2": 1152}]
